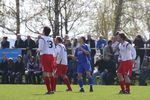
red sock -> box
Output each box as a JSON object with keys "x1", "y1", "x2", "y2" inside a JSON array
[
  {"x1": 120, "y1": 81, "x2": 125, "y2": 91},
  {"x1": 50, "y1": 76, "x2": 54, "y2": 91},
  {"x1": 54, "y1": 77, "x2": 58, "y2": 91},
  {"x1": 125, "y1": 83, "x2": 130, "y2": 92},
  {"x1": 44, "y1": 77, "x2": 51, "y2": 92},
  {"x1": 64, "y1": 78, "x2": 72, "y2": 90}
]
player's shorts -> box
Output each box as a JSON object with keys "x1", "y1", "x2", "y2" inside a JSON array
[
  {"x1": 117, "y1": 60, "x2": 133, "y2": 76},
  {"x1": 77, "y1": 63, "x2": 92, "y2": 74},
  {"x1": 40, "y1": 54, "x2": 54, "y2": 72},
  {"x1": 56, "y1": 64, "x2": 68, "y2": 75}
]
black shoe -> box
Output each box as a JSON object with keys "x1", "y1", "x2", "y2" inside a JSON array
[
  {"x1": 124, "y1": 91, "x2": 130, "y2": 94},
  {"x1": 45, "y1": 91, "x2": 54, "y2": 95},
  {"x1": 66, "y1": 89, "x2": 72, "y2": 92},
  {"x1": 80, "y1": 88, "x2": 85, "y2": 92},
  {"x1": 119, "y1": 90, "x2": 126, "y2": 94},
  {"x1": 90, "y1": 87, "x2": 93, "y2": 92}
]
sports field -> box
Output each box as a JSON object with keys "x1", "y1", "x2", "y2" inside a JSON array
[{"x1": 0, "y1": 85, "x2": 149, "y2": 100}]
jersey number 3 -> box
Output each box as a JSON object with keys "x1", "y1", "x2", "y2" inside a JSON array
[{"x1": 47, "y1": 40, "x2": 53, "y2": 48}]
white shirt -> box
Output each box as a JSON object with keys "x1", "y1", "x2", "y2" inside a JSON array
[
  {"x1": 118, "y1": 41, "x2": 136, "y2": 61},
  {"x1": 38, "y1": 36, "x2": 55, "y2": 55},
  {"x1": 55, "y1": 43, "x2": 68, "y2": 65}
]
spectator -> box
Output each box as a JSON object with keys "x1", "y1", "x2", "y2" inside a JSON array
[
  {"x1": 25, "y1": 56, "x2": 36, "y2": 84},
  {"x1": 92, "y1": 56, "x2": 106, "y2": 85},
  {"x1": 0, "y1": 55, "x2": 8, "y2": 84},
  {"x1": 1, "y1": 37, "x2": 10, "y2": 49},
  {"x1": 92, "y1": 55, "x2": 116, "y2": 85},
  {"x1": 96, "y1": 36, "x2": 107, "y2": 55},
  {"x1": 24, "y1": 36, "x2": 36, "y2": 56},
  {"x1": 68, "y1": 38, "x2": 78, "y2": 84},
  {"x1": 7, "y1": 58, "x2": 15, "y2": 84},
  {"x1": 86, "y1": 35, "x2": 96, "y2": 71},
  {"x1": 33, "y1": 56, "x2": 42, "y2": 84},
  {"x1": 15, "y1": 55, "x2": 25, "y2": 84},
  {"x1": 146, "y1": 38, "x2": 150, "y2": 56},
  {"x1": 14, "y1": 34, "x2": 24, "y2": 48},
  {"x1": 139, "y1": 56, "x2": 150, "y2": 86},
  {"x1": 103, "y1": 40, "x2": 113, "y2": 58},
  {"x1": 133, "y1": 35, "x2": 145, "y2": 66},
  {"x1": 111, "y1": 32, "x2": 120, "y2": 68},
  {"x1": 35, "y1": 35, "x2": 41, "y2": 48},
  {"x1": 64, "y1": 39, "x2": 72, "y2": 55},
  {"x1": 102, "y1": 55, "x2": 116, "y2": 85}
]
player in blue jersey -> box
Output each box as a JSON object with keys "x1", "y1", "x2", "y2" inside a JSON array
[{"x1": 70, "y1": 37, "x2": 93, "y2": 92}]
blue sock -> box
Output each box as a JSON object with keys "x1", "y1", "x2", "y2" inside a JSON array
[
  {"x1": 78, "y1": 79, "x2": 84, "y2": 89},
  {"x1": 88, "y1": 77, "x2": 93, "y2": 86}
]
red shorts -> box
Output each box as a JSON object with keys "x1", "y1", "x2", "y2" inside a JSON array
[
  {"x1": 117, "y1": 60, "x2": 133, "y2": 76},
  {"x1": 56, "y1": 64, "x2": 68, "y2": 75},
  {"x1": 40, "y1": 54, "x2": 54, "y2": 72}
]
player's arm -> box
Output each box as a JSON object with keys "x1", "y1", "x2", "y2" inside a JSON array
[
  {"x1": 68, "y1": 48, "x2": 78, "y2": 60},
  {"x1": 127, "y1": 44, "x2": 136, "y2": 60},
  {"x1": 37, "y1": 38, "x2": 44, "y2": 53},
  {"x1": 80, "y1": 46, "x2": 91, "y2": 55},
  {"x1": 55, "y1": 45, "x2": 61, "y2": 58}
]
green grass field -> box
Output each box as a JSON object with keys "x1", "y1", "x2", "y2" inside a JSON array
[{"x1": 0, "y1": 85, "x2": 149, "y2": 100}]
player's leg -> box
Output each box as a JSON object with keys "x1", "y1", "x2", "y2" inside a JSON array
[
  {"x1": 86, "y1": 71, "x2": 93, "y2": 92},
  {"x1": 77, "y1": 64, "x2": 85, "y2": 92},
  {"x1": 78, "y1": 73, "x2": 84, "y2": 92},
  {"x1": 61, "y1": 65, "x2": 72, "y2": 91},
  {"x1": 48, "y1": 72, "x2": 55, "y2": 92},
  {"x1": 124, "y1": 75, "x2": 131, "y2": 94},
  {"x1": 61, "y1": 74, "x2": 72, "y2": 91},
  {"x1": 53, "y1": 73, "x2": 58, "y2": 91},
  {"x1": 43, "y1": 72, "x2": 53, "y2": 94},
  {"x1": 41, "y1": 55, "x2": 54, "y2": 94},
  {"x1": 117, "y1": 61, "x2": 126, "y2": 94},
  {"x1": 124, "y1": 60, "x2": 133, "y2": 94},
  {"x1": 117, "y1": 73, "x2": 125, "y2": 94}
]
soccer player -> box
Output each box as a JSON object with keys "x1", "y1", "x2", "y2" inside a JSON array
[
  {"x1": 117, "y1": 33, "x2": 136, "y2": 94},
  {"x1": 37, "y1": 26, "x2": 55, "y2": 94},
  {"x1": 70, "y1": 37, "x2": 93, "y2": 92},
  {"x1": 53, "y1": 36, "x2": 72, "y2": 91}
]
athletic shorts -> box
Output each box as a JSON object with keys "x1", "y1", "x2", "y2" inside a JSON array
[
  {"x1": 77, "y1": 63, "x2": 92, "y2": 74},
  {"x1": 40, "y1": 54, "x2": 54, "y2": 72},
  {"x1": 117, "y1": 60, "x2": 133, "y2": 76},
  {"x1": 56, "y1": 64, "x2": 68, "y2": 75}
]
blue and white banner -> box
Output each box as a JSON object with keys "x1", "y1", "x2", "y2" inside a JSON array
[{"x1": 0, "y1": 49, "x2": 22, "y2": 62}]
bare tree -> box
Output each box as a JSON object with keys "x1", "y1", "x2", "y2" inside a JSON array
[
  {"x1": 113, "y1": 0, "x2": 124, "y2": 35},
  {"x1": 16, "y1": 0, "x2": 20, "y2": 35}
]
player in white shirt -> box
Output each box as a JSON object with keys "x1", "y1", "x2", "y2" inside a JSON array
[
  {"x1": 37, "y1": 26, "x2": 55, "y2": 94},
  {"x1": 53, "y1": 36, "x2": 72, "y2": 91},
  {"x1": 117, "y1": 33, "x2": 136, "y2": 94}
]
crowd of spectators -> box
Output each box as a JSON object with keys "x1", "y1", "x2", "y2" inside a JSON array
[{"x1": 0, "y1": 34, "x2": 150, "y2": 85}]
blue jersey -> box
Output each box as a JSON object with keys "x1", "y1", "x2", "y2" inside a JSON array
[{"x1": 75, "y1": 44, "x2": 91, "y2": 64}]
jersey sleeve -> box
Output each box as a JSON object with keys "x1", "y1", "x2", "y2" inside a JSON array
[
  {"x1": 127, "y1": 44, "x2": 136, "y2": 60},
  {"x1": 38, "y1": 38, "x2": 45, "y2": 51}
]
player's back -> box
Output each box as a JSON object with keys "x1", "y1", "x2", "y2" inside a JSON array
[
  {"x1": 56, "y1": 43, "x2": 67, "y2": 65},
  {"x1": 39, "y1": 36, "x2": 55, "y2": 55}
]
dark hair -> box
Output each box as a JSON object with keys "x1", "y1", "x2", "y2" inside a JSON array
[
  {"x1": 115, "y1": 31, "x2": 120, "y2": 36},
  {"x1": 56, "y1": 36, "x2": 63, "y2": 43},
  {"x1": 81, "y1": 37, "x2": 86, "y2": 43},
  {"x1": 108, "y1": 40, "x2": 112, "y2": 45},
  {"x1": 43, "y1": 26, "x2": 51, "y2": 36},
  {"x1": 126, "y1": 39, "x2": 132, "y2": 44},
  {"x1": 119, "y1": 33, "x2": 127, "y2": 40}
]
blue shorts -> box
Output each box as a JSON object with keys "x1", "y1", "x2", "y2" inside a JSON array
[{"x1": 77, "y1": 63, "x2": 92, "y2": 74}]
